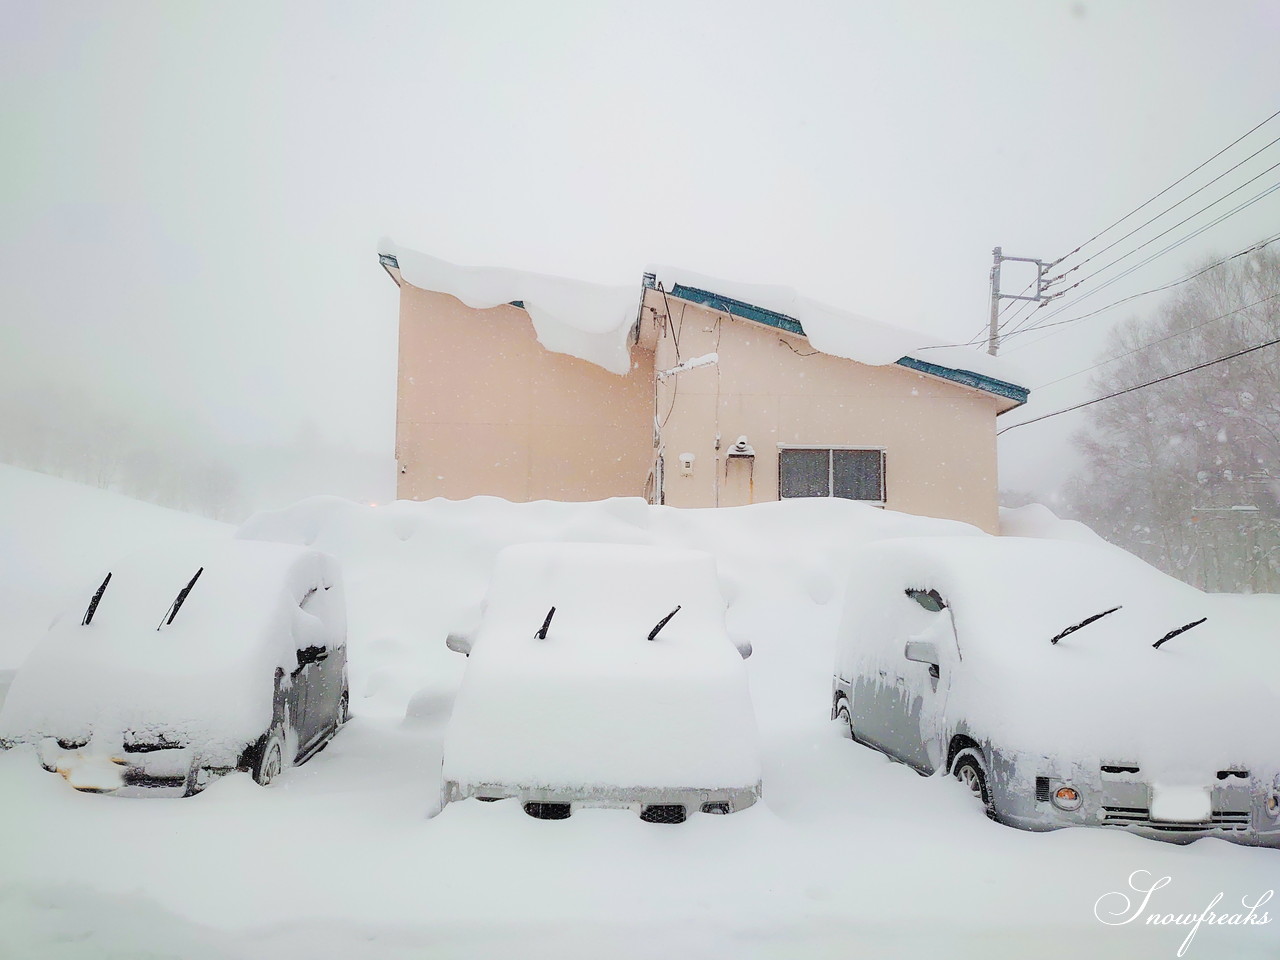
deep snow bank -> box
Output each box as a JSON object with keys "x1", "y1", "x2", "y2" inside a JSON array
[{"x1": 235, "y1": 495, "x2": 984, "y2": 720}]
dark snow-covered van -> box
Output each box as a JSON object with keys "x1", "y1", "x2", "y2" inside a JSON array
[{"x1": 0, "y1": 538, "x2": 349, "y2": 796}]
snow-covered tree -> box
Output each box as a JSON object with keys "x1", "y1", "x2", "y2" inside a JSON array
[{"x1": 1064, "y1": 246, "x2": 1280, "y2": 592}]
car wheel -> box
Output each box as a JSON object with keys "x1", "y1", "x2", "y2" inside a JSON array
[
  {"x1": 835, "y1": 699, "x2": 854, "y2": 740},
  {"x1": 952, "y1": 748, "x2": 993, "y2": 813},
  {"x1": 181, "y1": 762, "x2": 202, "y2": 798},
  {"x1": 336, "y1": 689, "x2": 349, "y2": 728},
  {"x1": 253, "y1": 721, "x2": 287, "y2": 786}
]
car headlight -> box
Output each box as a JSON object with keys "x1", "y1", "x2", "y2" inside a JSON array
[
  {"x1": 1266, "y1": 778, "x2": 1280, "y2": 820},
  {"x1": 1051, "y1": 784, "x2": 1083, "y2": 812}
]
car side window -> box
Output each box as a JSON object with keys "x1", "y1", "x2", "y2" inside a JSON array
[
  {"x1": 296, "y1": 644, "x2": 329, "y2": 667},
  {"x1": 294, "y1": 583, "x2": 336, "y2": 661}
]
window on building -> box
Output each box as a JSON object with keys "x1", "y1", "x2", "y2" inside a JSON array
[{"x1": 778, "y1": 447, "x2": 885, "y2": 502}]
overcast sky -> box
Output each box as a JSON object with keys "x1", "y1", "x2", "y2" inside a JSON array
[{"x1": 3, "y1": 0, "x2": 1277, "y2": 505}]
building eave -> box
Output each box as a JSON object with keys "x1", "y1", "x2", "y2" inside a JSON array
[{"x1": 892, "y1": 355, "x2": 1029, "y2": 411}]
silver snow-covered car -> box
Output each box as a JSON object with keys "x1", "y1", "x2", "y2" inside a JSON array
[
  {"x1": 442, "y1": 542, "x2": 760, "y2": 823},
  {"x1": 831, "y1": 536, "x2": 1280, "y2": 847}
]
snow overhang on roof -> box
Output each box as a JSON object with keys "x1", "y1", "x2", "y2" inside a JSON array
[
  {"x1": 376, "y1": 241, "x2": 1030, "y2": 410},
  {"x1": 662, "y1": 281, "x2": 1029, "y2": 411}
]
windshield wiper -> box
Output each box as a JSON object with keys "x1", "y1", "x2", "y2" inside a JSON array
[
  {"x1": 1050, "y1": 606, "x2": 1121, "y2": 645},
  {"x1": 648, "y1": 605, "x2": 681, "y2": 641},
  {"x1": 535, "y1": 606, "x2": 556, "y2": 640},
  {"x1": 157, "y1": 567, "x2": 204, "y2": 630},
  {"x1": 1153, "y1": 617, "x2": 1207, "y2": 650},
  {"x1": 81, "y1": 572, "x2": 112, "y2": 626}
]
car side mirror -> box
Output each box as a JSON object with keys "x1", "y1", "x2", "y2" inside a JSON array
[
  {"x1": 296, "y1": 645, "x2": 329, "y2": 667},
  {"x1": 904, "y1": 639, "x2": 941, "y2": 681},
  {"x1": 446, "y1": 632, "x2": 474, "y2": 656},
  {"x1": 904, "y1": 640, "x2": 939, "y2": 667}
]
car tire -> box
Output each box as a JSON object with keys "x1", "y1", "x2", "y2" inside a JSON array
[
  {"x1": 835, "y1": 699, "x2": 854, "y2": 740},
  {"x1": 336, "y1": 689, "x2": 349, "y2": 728},
  {"x1": 253, "y1": 720, "x2": 288, "y2": 786},
  {"x1": 952, "y1": 748, "x2": 993, "y2": 814},
  {"x1": 181, "y1": 762, "x2": 201, "y2": 798}
]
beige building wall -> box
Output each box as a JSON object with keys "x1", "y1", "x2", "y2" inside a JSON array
[
  {"x1": 395, "y1": 282, "x2": 655, "y2": 502},
  {"x1": 646, "y1": 290, "x2": 1003, "y2": 533}
]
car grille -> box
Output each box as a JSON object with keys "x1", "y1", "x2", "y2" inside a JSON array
[
  {"x1": 1101, "y1": 806, "x2": 1250, "y2": 831},
  {"x1": 122, "y1": 770, "x2": 188, "y2": 789},
  {"x1": 640, "y1": 804, "x2": 687, "y2": 824},
  {"x1": 122, "y1": 738, "x2": 184, "y2": 754}
]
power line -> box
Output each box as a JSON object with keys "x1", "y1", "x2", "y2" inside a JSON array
[
  {"x1": 998, "y1": 334, "x2": 1280, "y2": 435},
  {"x1": 1044, "y1": 131, "x2": 1280, "y2": 286},
  {"x1": 1032, "y1": 292, "x2": 1280, "y2": 392},
  {"x1": 1000, "y1": 232, "x2": 1280, "y2": 346},
  {"x1": 1011, "y1": 172, "x2": 1280, "y2": 340},
  {"x1": 1005, "y1": 181, "x2": 1280, "y2": 343},
  {"x1": 1033, "y1": 160, "x2": 1280, "y2": 310},
  {"x1": 921, "y1": 233, "x2": 1280, "y2": 356},
  {"x1": 1048, "y1": 106, "x2": 1280, "y2": 270}
]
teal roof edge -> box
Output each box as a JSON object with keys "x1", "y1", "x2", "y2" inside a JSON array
[
  {"x1": 669, "y1": 283, "x2": 805, "y2": 336},
  {"x1": 893, "y1": 356, "x2": 1029, "y2": 407},
  {"x1": 666, "y1": 282, "x2": 1028, "y2": 408}
]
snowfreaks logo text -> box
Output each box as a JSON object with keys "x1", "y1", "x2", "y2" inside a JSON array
[{"x1": 1094, "y1": 870, "x2": 1273, "y2": 957}]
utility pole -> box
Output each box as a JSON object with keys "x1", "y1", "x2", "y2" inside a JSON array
[
  {"x1": 987, "y1": 247, "x2": 1002, "y2": 356},
  {"x1": 987, "y1": 247, "x2": 1051, "y2": 356}
]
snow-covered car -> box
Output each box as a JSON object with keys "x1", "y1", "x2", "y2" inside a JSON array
[
  {"x1": 831, "y1": 536, "x2": 1280, "y2": 847},
  {"x1": 441, "y1": 542, "x2": 761, "y2": 822},
  {"x1": 0, "y1": 539, "x2": 348, "y2": 796}
]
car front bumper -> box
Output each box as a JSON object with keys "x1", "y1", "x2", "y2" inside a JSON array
[
  {"x1": 996, "y1": 762, "x2": 1280, "y2": 848},
  {"x1": 442, "y1": 779, "x2": 762, "y2": 817}
]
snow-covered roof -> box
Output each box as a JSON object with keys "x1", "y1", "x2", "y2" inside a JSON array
[
  {"x1": 377, "y1": 241, "x2": 1030, "y2": 407},
  {"x1": 379, "y1": 241, "x2": 639, "y2": 375},
  {"x1": 649, "y1": 267, "x2": 1028, "y2": 408}
]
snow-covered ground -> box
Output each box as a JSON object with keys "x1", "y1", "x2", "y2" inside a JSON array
[{"x1": 1, "y1": 466, "x2": 1277, "y2": 959}]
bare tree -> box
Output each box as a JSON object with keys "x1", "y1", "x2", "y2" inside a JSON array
[{"x1": 1063, "y1": 246, "x2": 1280, "y2": 592}]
